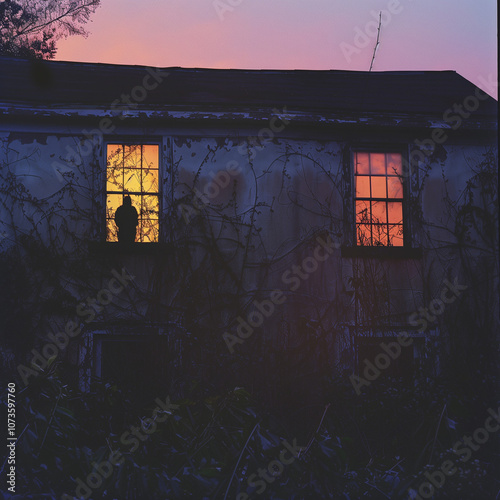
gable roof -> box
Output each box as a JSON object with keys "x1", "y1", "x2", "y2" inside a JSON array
[{"x1": 0, "y1": 56, "x2": 497, "y2": 118}]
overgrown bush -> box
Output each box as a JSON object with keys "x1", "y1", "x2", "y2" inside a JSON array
[{"x1": 2, "y1": 366, "x2": 498, "y2": 499}]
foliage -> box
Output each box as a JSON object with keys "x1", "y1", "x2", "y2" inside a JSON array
[
  {"x1": 0, "y1": 0, "x2": 100, "y2": 59},
  {"x1": 1, "y1": 369, "x2": 499, "y2": 499}
]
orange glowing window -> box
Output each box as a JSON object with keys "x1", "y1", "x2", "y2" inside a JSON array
[
  {"x1": 106, "y1": 144, "x2": 159, "y2": 242},
  {"x1": 354, "y1": 152, "x2": 404, "y2": 246}
]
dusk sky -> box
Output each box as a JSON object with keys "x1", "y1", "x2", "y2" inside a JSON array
[{"x1": 56, "y1": 0, "x2": 498, "y2": 98}]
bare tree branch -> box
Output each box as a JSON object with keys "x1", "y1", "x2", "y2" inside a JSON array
[{"x1": 369, "y1": 11, "x2": 382, "y2": 72}]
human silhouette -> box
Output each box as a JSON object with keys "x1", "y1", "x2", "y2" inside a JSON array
[{"x1": 115, "y1": 195, "x2": 138, "y2": 243}]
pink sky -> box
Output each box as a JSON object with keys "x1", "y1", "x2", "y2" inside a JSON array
[{"x1": 56, "y1": 0, "x2": 498, "y2": 98}]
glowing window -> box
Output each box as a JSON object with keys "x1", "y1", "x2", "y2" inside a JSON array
[
  {"x1": 354, "y1": 152, "x2": 404, "y2": 246},
  {"x1": 106, "y1": 144, "x2": 159, "y2": 242}
]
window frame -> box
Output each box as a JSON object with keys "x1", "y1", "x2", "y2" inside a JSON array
[
  {"x1": 352, "y1": 147, "x2": 407, "y2": 248},
  {"x1": 341, "y1": 144, "x2": 422, "y2": 258},
  {"x1": 78, "y1": 322, "x2": 182, "y2": 393},
  {"x1": 103, "y1": 137, "x2": 163, "y2": 244}
]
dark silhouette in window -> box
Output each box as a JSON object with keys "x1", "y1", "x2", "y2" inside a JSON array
[{"x1": 115, "y1": 195, "x2": 138, "y2": 243}]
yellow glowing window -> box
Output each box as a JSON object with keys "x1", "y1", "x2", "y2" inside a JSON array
[
  {"x1": 106, "y1": 144, "x2": 159, "y2": 242},
  {"x1": 354, "y1": 152, "x2": 404, "y2": 246}
]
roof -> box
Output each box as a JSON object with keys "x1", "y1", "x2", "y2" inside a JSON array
[{"x1": 0, "y1": 56, "x2": 497, "y2": 117}]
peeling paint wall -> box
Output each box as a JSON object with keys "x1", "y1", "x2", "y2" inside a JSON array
[{"x1": 0, "y1": 118, "x2": 497, "y2": 380}]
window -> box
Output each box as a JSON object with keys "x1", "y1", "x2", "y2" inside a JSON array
[
  {"x1": 106, "y1": 144, "x2": 159, "y2": 242},
  {"x1": 79, "y1": 323, "x2": 185, "y2": 394},
  {"x1": 79, "y1": 331, "x2": 169, "y2": 397},
  {"x1": 354, "y1": 152, "x2": 404, "y2": 246},
  {"x1": 93, "y1": 334, "x2": 169, "y2": 403}
]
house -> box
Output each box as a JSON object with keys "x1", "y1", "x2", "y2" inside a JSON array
[{"x1": 0, "y1": 56, "x2": 497, "y2": 410}]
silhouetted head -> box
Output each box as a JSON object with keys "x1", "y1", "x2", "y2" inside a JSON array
[{"x1": 123, "y1": 196, "x2": 132, "y2": 206}]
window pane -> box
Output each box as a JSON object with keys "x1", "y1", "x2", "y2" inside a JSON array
[
  {"x1": 106, "y1": 194, "x2": 123, "y2": 219},
  {"x1": 387, "y1": 153, "x2": 402, "y2": 175},
  {"x1": 388, "y1": 224, "x2": 404, "y2": 246},
  {"x1": 370, "y1": 153, "x2": 386, "y2": 175},
  {"x1": 371, "y1": 177, "x2": 387, "y2": 198},
  {"x1": 107, "y1": 144, "x2": 122, "y2": 166},
  {"x1": 106, "y1": 194, "x2": 123, "y2": 243},
  {"x1": 128, "y1": 194, "x2": 142, "y2": 213},
  {"x1": 356, "y1": 176, "x2": 370, "y2": 197},
  {"x1": 355, "y1": 152, "x2": 370, "y2": 174},
  {"x1": 357, "y1": 224, "x2": 371, "y2": 245},
  {"x1": 142, "y1": 169, "x2": 159, "y2": 193},
  {"x1": 107, "y1": 167, "x2": 123, "y2": 192},
  {"x1": 140, "y1": 220, "x2": 159, "y2": 243},
  {"x1": 123, "y1": 168, "x2": 141, "y2": 193},
  {"x1": 372, "y1": 225, "x2": 388, "y2": 246},
  {"x1": 124, "y1": 145, "x2": 141, "y2": 168},
  {"x1": 142, "y1": 195, "x2": 159, "y2": 218},
  {"x1": 107, "y1": 145, "x2": 123, "y2": 192},
  {"x1": 356, "y1": 200, "x2": 370, "y2": 223},
  {"x1": 388, "y1": 202, "x2": 403, "y2": 224},
  {"x1": 106, "y1": 219, "x2": 118, "y2": 242},
  {"x1": 387, "y1": 177, "x2": 403, "y2": 198},
  {"x1": 371, "y1": 201, "x2": 387, "y2": 224},
  {"x1": 142, "y1": 145, "x2": 159, "y2": 169}
]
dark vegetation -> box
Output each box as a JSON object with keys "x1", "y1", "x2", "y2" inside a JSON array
[{"x1": 0, "y1": 140, "x2": 498, "y2": 498}]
